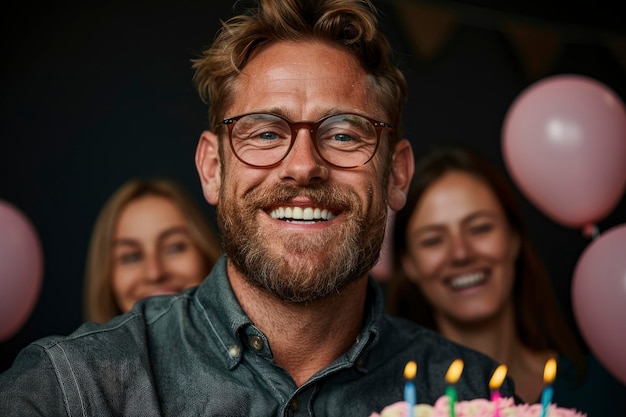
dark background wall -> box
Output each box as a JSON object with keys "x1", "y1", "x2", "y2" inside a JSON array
[{"x1": 1, "y1": 0, "x2": 624, "y2": 372}]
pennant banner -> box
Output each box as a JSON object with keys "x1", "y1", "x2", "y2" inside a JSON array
[{"x1": 393, "y1": 0, "x2": 625, "y2": 79}]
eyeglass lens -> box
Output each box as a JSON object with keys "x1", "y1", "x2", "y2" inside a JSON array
[{"x1": 229, "y1": 113, "x2": 380, "y2": 168}]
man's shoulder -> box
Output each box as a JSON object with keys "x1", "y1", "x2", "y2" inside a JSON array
[
  {"x1": 381, "y1": 313, "x2": 503, "y2": 364},
  {"x1": 380, "y1": 313, "x2": 452, "y2": 339},
  {"x1": 0, "y1": 311, "x2": 163, "y2": 416},
  {"x1": 376, "y1": 313, "x2": 514, "y2": 399},
  {"x1": 30, "y1": 312, "x2": 149, "y2": 358},
  {"x1": 53, "y1": 291, "x2": 195, "y2": 348},
  {"x1": 380, "y1": 313, "x2": 454, "y2": 350}
]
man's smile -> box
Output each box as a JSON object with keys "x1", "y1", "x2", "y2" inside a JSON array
[{"x1": 268, "y1": 206, "x2": 335, "y2": 222}]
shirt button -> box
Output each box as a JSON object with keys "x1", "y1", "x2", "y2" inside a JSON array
[
  {"x1": 249, "y1": 335, "x2": 264, "y2": 351},
  {"x1": 289, "y1": 398, "x2": 299, "y2": 412},
  {"x1": 228, "y1": 345, "x2": 241, "y2": 358}
]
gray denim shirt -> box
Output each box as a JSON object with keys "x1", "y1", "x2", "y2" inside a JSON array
[{"x1": 0, "y1": 256, "x2": 514, "y2": 416}]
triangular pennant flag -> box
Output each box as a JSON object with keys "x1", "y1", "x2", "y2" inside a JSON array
[
  {"x1": 504, "y1": 21, "x2": 563, "y2": 80},
  {"x1": 395, "y1": 0, "x2": 457, "y2": 60},
  {"x1": 603, "y1": 33, "x2": 626, "y2": 74}
]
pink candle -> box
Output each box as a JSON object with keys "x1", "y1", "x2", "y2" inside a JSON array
[{"x1": 489, "y1": 364, "x2": 507, "y2": 417}]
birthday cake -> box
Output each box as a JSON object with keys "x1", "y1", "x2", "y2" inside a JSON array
[
  {"x1": 369, "y1": 395, "x2": 587, "y2": 417},
  {"x1": 374, "y1": 359, "x2": 587, "y2": 417}
]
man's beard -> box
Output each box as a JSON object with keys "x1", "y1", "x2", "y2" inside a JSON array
[{"x1": 217, "y1": 182, "x2": 387, "y2": 303}]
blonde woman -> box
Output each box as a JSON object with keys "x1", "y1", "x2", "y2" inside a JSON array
[{"x1": 83, "y1": 177, "x2": 221, "y2": 323}]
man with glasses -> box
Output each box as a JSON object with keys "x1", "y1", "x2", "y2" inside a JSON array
[{"x1": 0, "y1": 0, "x2": 513, "y2": 415}]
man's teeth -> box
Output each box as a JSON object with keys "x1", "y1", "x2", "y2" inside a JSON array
[
  {"x1": 449, "y1": 272, "x2": 486, "y2": 289},
  {"x1": 269, "y1": 207, "x2": 334, "y2": 221}
]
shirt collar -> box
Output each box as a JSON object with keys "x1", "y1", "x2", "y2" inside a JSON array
[
  {"x1": 195, "y1": 256, "x2": 251, "y2": 369},
  {"x1": 194, "y1": 255, "x2": 385, "y2": 369}
]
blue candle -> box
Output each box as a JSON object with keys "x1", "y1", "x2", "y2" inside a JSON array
[
  {"x1": 540, "y1": 358, "x2": 557, "y2": 417},
  {"x1": 403, "y1": 361, "x2": 417, "y2": 413}
]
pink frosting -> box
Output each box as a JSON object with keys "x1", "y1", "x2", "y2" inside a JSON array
[{"x1": 370, "y1": 396, "x2": 587, "y2": 417}]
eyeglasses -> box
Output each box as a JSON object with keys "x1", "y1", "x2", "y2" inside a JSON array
[{"x1": 220, "y1": 112, "x2": 392, "y2": 169}]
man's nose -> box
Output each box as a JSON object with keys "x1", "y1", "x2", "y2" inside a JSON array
[{"x1": 278, "y1": 128, "x2": 329, "y2": 184}]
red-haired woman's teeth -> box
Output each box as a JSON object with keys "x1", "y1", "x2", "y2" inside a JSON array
[{"x1": 449, "y1": 272, "x2": 486, "y2": 289}]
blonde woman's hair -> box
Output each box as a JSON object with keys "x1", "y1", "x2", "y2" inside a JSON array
[{"x1": 83, "y1": 177, "x2": 221, "y2": 323}]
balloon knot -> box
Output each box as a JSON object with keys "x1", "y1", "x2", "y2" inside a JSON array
[{"x1": 582, "y1": 224, "x2": 599, "y2": 239}]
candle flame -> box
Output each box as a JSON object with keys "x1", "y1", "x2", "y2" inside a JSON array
[
  {"x1": 543, "y1": 358, "x2": 557, "y2": 384},
  {"x1": 404, "y1": 361, "x2": 417, "y2": 380},
  {"x1": 489, "y1": 364, "x2": 508, "y2": 390},
  {"x1": 445, "y1": 359, "x2": 464, "y2": 384}
]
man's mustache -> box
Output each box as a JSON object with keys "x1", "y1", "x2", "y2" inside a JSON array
[{"x1": 244, "y1": 184, "x2": 357, "y2": 211}]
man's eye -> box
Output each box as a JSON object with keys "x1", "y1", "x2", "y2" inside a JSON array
[
  {"x1": 333, "y1": 133, "x2": 355, "y2": 143},
  {"x1": 258, "y1": 131, "x2": 279, "y2": 140}
]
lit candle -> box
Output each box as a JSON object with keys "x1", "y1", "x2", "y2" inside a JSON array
[
  {"x1": 489, "y1": 364, "x2": 508, "y2": 417},
  {"x1": 445, "y1": 359, "x2": 464, "y2": 417},
  {"x1": 404, "y1": 361, "x2": 418, "y2": 414},
  {"x1": 540, "y1": 358, "x2": 557, "y2": 417}
]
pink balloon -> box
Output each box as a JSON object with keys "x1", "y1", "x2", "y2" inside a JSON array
[
  {"x1": 502, "y1": 74, "x2": 626, "y2": 229},
  {"x1": 572, "y1": 223, "x2": 626, "y2": 385},
  {"x1": 0, "y1": 200, "x2": 44, "y2": 341}
]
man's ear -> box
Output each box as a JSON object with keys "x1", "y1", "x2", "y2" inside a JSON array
[
  {"x1": 387, "y1": 139, "x2": 414, "y2": 211},
  {"x1": 195, "y1": 130, "x2": 221, "y2": 205}
]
